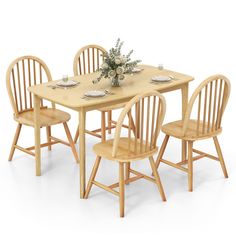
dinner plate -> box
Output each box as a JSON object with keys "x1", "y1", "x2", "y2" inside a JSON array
[
  {"x1": 84, "y1": 90, "x2": 106, "y2": 97},
  {"x1": 151, "y1": 76, "x2": 171, "y2": 82},
  {"x1": 56, "y1": 80, "x2": 79, "y2": 87},
  {"x1": 132, "y1": 68, "x2": 143, "y2": 73}
]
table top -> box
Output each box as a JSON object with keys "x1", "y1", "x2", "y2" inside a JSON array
[{"x1": 28, "y1": 65, "x2": 194, "y2": 111}]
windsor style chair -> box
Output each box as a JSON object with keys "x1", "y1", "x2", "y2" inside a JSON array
[
  {"x1": 73, "y1": 44, "x2": 127, "y2": 142},
  {"x1": 84, "y1": 91, "x2": 167, "y2": 217},
  {"x1": 155, "y1": 75, "x2": 231, "y2": 191},
  {"x1": 6, "y1": 55, "x2": 79, "y2": 168}
]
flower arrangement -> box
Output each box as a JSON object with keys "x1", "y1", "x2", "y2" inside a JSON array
[{"x1": 93, "y1": 38, "x2": 141, "y2": 86}]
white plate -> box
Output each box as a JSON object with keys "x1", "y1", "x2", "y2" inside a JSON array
[
  {"x1": 56, "y1": 80, "x2": 79, "y2": 87},
  {"x1": 132, "y1": 68, "x2": 143, "y2": 73},
  {"x1": 84, "y1": 90, "x2": 106, "y2": 97},
  {"x1": 151, "y1": 76, "x2": 171, "y2": 82}
]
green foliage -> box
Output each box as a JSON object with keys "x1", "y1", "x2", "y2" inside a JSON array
[{"x1": 93, "y1": 38, "x2": 141, "y2": 84}]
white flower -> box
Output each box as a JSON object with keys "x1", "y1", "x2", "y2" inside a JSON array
[
  {"x1": 101, "y1": 62, "x2": 109, "y2": 69},
  {"x1": 121, "y1": 56, "x2": 127, "y2": 63},
  {"x1": 116, "y1": 66, "x2": 124, "y2": 75},
  {"x1": 108, "y1": 70, "x2": 116, "y2": 77},
  {"x1": 118, "y1": 74, "x2": 125, "y2": 80},
  {"x1": 115, "y1": 57, "x2": 122, "y2": 65}
]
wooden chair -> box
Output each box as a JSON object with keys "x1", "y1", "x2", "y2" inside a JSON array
[
  {"x1": 155, "y1": 75, "x2": 231, "y2": 191},
  {"x1": 6, "y1": 55, "x2": 79, "y2": 166},
  {"x1": 73, "y1": 44, "x2": 127, "y2": 142},
  {"x1": 85, "y1": 91, "x2": 167, "y2": 217}
]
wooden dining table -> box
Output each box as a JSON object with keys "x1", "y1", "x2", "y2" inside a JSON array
[{"x1": 28, "y1": 64, "x2": 194, "y2": 198}]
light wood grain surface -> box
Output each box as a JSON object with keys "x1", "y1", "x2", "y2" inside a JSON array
[
  {"x1": 29, "y1": 64, "x2": 194, "y2": 198},
  {"x1": 28, "y1": 65, "x2": 194, "y2": 111}
]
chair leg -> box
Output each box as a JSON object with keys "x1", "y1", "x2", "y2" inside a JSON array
[
  {"x1": 8, "y1": 124, "x2": 22, "y2": 161},
  {"x1": 188, "y1": 141, "x2": 193, "y2": 192},
  {"x1": 46, "y1": 126, "x2": 52, "y2": 151},
  {"x1": 119, "y1": 162, "x2": 125, "y2": 217},
  {"x1": 213, "y1": 136, "x2": 228, "y2": 178},
  {"x1": 155, "y1": 135, "x2": 170, "y2": 168},
  {"x1": 74, "y1": 124, "x2": 80, "y2": 143},
  {"x1": 63, "y1": 122, "x2": 79, "y2": 163},
  {"x1": 149, "y1": 156, "x2": 166, "y2": 201},
  {"x1": 108, "y1": 110, "x2": 112, "y2": 134},
  {"x1": 84, "y1": 156, "x2": 102, "y2": 198},
  {"x1": 125, "y1": 162, "x2": 130, "y2": 184},
  {"x1": 101, "y1": 111, "x2": 106, "y2": 141}
]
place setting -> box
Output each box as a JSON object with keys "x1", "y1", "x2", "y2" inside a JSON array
[
  {"x1": 150, "y1": 75, "x2": 174, "y2": 84},
  {"x1": 47, "y1": 75, "x2": 80, "y2": 89},
  {"x1": 81, "y1": 89, "x2": 115, "y2": 100}
]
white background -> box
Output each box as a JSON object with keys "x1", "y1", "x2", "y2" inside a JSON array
[{"x1": 0, "y1": 0, "x2": 236, "y2": 235}]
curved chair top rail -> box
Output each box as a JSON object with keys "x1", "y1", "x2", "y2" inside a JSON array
[
  {"x1": 73, "y1": 44, "x2": 107, "y2": 76},
  {"x1": 112, "y1": 91, "x2": 166, "y2": 159},
  {"x1": 182, "y1": 74, "x2": 231, "y2": 137},
  {"x1": 6, "y1": 55, "x2": 53, "y2": 115}
]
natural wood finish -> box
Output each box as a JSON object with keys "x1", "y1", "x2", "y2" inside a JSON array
[
  {"x1": 46, "y1": 126, "x2": 52, "y2": 151},
  {"x1": 155, "y1": 135, "x2": 169, "y2": 169},
  {"x1": 149, "y1": 156, "x2": 166, "y2": 201},
  {"x1": 14, "y1": 108, "x2": 70, "y2": 127},
  {"x1": 28, "y1": 65, "x2": 193, "y2": 111},
  {"x1": 155, "y1": 75, "x2": 231, "y2": 191},
  {"x1": 213, "y1": 136, "x2": 228, "y2": 178},
  {"x1": 101, "y1": 111, "x2": 106, "y2": 142},
  {"x1": 79, "y1": 108, "x2": 86, "y2": 198},
  {"x1": 160, "y1": 158, "x2": 188, "y2": 172},
  {"x1": 73, "y1": 45, "x2": 125, "y2": 143},
  {"x1": 8, "y1": 124, "x2": 22, "y2": 161},
  {"x1": 15, "y1": 144, "x2": 35, "y2": 156},
  {"x1": 192, "y1": 148, "x2": 219, "y2": 161},
  {"x1": 125, "y1": 162, "x2": 130, "y2": 184},
  {"x1": 28, "y1": 64, "x2": 193, "y2": 198},
  {"x1": 6, "y1": 56, "x2": 79, "y2": 175},
  {"x1": 34, "y1": 94, "x2": 41, "y2": 176},
  {"x1": 84, "y1": 156, "x2": 101, "y2": 199},
  {"x1": 181, "y1": 83, "x2": 188, "y2": 162},
  {"x1": 63, "y1": 122, "x2": 79, "y2": 163},
  {"x1": 93, "y1": 180, "x2": 119, "y2": 196},
  {"x1": 26, "y1": 141, "x2": 59, "y2": 150},
  {"x1": 108, "y1": 110, "x2": 112, "y2": 134},
  {"x1": 119, "y1": 162, "x2": 125, "y2": 217},
  {"x1": 85, "y1": 91, "x2": 167, "y2": 216},
  {"x1": 73, "y1": 45, "x2": 106, "y2": 76},
  {"x1": 188, "y1": 141, "x2": 193, "y2": 191}
]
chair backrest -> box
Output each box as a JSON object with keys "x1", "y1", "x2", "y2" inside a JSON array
[
  {"x1": 182, "y1": 75, "x2": 231, "y2": 137},
  {"x1": 112, "y1": 91, "x2": 166, "y2": 159},
  {"x1": 73, "y1": 44, "x2": 107, "y2": 76},
  {"x1": 6, "y1": 55, "x2": 53, "y2": 116}
]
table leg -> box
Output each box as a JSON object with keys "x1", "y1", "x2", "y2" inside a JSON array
[
  {"x1": 34, "y1": 94, "x2": 41, "y2": 176},
  {"x1": 181, "y1": 83, "x2": 189, "y2": 162},
  {"x1": 79, "y1": 108, "x2": 86, "y2": 198}
]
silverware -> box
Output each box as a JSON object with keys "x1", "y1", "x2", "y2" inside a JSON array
[
  {"x1": 47, "y1": 85, "x2": 59, "y2": 89},
  {"x1": 47, "y1": 83, "x2": 80, "y2": 90},
  {"x1": 169, "y1": 75, "x2": 178, "y2": 80},
  {"x1": 104, "y1": 90, "x2": 115, "y2": 95}
]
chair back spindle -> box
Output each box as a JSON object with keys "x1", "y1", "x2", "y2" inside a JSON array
[
  {"x1": 112, "y1": 91, "x2": 166, "y2": 159},
  {"x1": 182, "y1": 75, "x2": 231, "y2": 137},
  {"x1": 73, "y1": 45, "x2": 106, "y2": 76},
  {"x1": 6, "y1": 56, "x2": 53, "y2": 116}
]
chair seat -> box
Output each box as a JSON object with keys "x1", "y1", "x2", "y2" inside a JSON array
[
  {"x1": 162, "y1": 119, "x2": 222, "y2": 141},
  {"x1": 14, "y1": 108, "x2": 71, "y2": 127},
  {"x1": 93, "y1": 138, "x2": 158, "y2": 162},
  {"x1": 98, "y1": 102, "x2": 126, "y2": 112}
]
